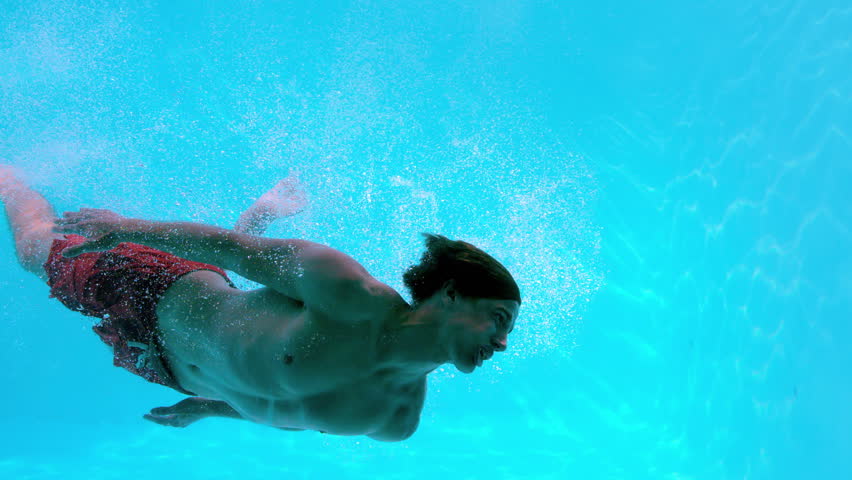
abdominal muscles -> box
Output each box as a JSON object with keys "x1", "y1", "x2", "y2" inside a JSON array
[{"x1": 223, "y1": 376, "x2": 402, "y2": 435}]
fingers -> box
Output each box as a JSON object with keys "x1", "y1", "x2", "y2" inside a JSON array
[
  {"x1": 143, "y1": 413, "x2": 169, "y2": 425},
  {"x1": 58, "y1": 209, "x2": 93, "y2": 221},
  {"x1": 143, "y1": 413, "x2": 189, "y2": 428},
  {"x1": 143, "y1": 412, "x2": 198, "y2": 428},
  {"x1": 52, "y1": 220, "x2": 81, "y2": 234},
  {"x1": 53, "y1": 210, "x2": 95, "y2": 234},
  {"x1": 55, "y1": 208, "x2": 109, "y2": 222},
  {"x1": 60, "y1": 234, "x2": 120, "y2": 257},
  {"x1": 149, "y1": 406, "x2": 175, "y2": 415},
  {"x1": 61, "y1": 243, "x2": 96, "y2": 258},
  {"x1": 61, "y1": 244, "x2": 92, "y2": 258}
]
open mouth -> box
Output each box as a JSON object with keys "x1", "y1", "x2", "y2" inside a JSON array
[{"x1": 476, "y1": 346, "x2": 491, "y2": 366}]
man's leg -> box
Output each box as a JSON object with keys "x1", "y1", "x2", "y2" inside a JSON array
[
  {"x1": 0, "y1": 166, "x2": 63, "y2": 281},
  {"x1": 233, "y1": 174, "x2": 307, "y2": 235}
]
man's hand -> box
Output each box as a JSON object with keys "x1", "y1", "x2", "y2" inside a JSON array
[
  {"x1": 53, "y1": 208, "x2": 130, "y2": 257},
  {"x1": 143, "y1": 397, "x2": 213, "y2": 428},
  {"x1": 144, "y1": 397, "x2": 311, "y2": 432}
]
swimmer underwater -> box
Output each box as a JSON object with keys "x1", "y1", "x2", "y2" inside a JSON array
[{"x1": 0, "y1": 165, "x2": 521, "y2": 442}]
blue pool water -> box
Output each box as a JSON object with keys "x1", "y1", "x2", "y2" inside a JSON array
[{"x1": 1, "y1": 1, "x2": 849, "y2": 479}]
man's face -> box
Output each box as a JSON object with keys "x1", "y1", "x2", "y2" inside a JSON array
[{"x1": 446, "y1": 297, "x2": 520, "y2": 373}]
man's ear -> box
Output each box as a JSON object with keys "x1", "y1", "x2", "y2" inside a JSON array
[{"x1": 441, "y1": 279, "x2": 457, "y2": 302}]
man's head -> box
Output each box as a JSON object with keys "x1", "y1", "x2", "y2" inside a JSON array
[{"x1": 403, "y1": 234, "x2": 521, "y2": 372}]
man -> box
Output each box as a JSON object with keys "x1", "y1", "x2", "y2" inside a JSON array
[{"x1": 0, "y1": 165, "x2": 521, "y2": 442}]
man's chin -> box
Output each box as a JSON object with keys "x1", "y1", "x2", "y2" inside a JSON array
[{"x1": 454, "y1": 362, "x2": 476, "y2": 374}]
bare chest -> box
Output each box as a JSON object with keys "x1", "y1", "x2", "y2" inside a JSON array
[
  {"x1": 247, "y1": 313, "x2": 423, "y2": 434},
  {"x1": 240, "y1": 314, "x2": 424, "y2": 434},
  {"x1": 272, "y1": 311, "x2": 382, "y2": 393}
]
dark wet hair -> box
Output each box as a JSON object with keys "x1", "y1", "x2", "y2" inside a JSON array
[{"x1": 402, "y1": 233, "x2": 521, "y2": 306}]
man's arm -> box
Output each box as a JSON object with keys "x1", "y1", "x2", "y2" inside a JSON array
[
  {"x1": 144, "y1": 397, "x2": 306, "y2": 431},
  {"x1": 54, "y1": 209, "x2": 378, "y2": 310},
  {"x1": 143, "y1": 397, "x2": 242, "y2": 428}
]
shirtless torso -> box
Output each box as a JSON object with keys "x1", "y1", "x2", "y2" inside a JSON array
[{"x1": 156, "y1": 270, "x2": 426, "y2": 440}]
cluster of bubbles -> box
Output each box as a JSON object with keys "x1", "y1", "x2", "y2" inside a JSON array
[
  {"x1": 250, "y1": 115, "x2": 605, "y2": 364},
  {"x1": 0, "y1": 0, "x2": 604, "y2": 368}
]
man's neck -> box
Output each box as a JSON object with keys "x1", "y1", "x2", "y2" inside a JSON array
[{"x1": 375, "y1": 302, "x2": 448, "y2": 380}]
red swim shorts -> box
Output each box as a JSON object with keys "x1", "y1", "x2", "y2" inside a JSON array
[{"x1": 43, "y1": 234, "x2": 234, "y2": 395}]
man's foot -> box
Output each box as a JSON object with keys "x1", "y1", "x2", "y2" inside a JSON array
[
  {"x1": 234, "y1": 174, "x2": 308, "y2": 235},
  {"x1": 0, "y1": 165, "x2": 59, "y2": 280},
  {"x1": 0, "y1": 165, "x2": 23, "y2": 197},
  {"x1": 252, "y1": 174, "x2": 308, "y2": 219}
]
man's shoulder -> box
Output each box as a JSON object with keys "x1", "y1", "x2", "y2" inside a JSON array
[
  {"x1": 339, "y1": 278, "x2": 407, "y2": 320},
  {"x1": 362, "y1": 279, "x2": 405, "y2": 304}
]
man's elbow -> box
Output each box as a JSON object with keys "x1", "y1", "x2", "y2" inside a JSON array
[
  {"x1": 368, "y1": 423, "x2": 418, "y2": 443},
  {"x1": 369, "y1": 432, "x2": 415, "y2": 443},
  {"x1": 396, "y1": 425, "x2": 418, "y2": 442}
]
